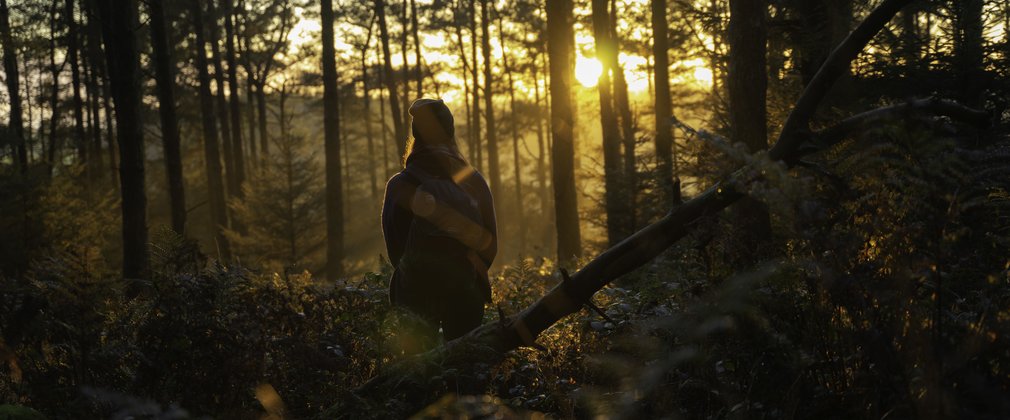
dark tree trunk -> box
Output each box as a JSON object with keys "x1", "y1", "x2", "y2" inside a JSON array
[
  {"x1": 189, "y1": 0, "x2": 232, "y2": 261},
  {"x1": 257, "y1": 81, "x2": 268, "y2": 156},
  {"x1": 533, "y1": 49, "x2": 551, "y2": 229},
  {"x1": 66, "y1": 0, "x2": 88, "y2": 174},
  {"x1": 400, "y1": 0, "x2": 410, "y2": 126},
  {"x1": 609, "y1": 0, "x2": 637, "y2": 230},
  {"x1": 591, "y1": 0, "x2": 628, "y2": 246},
  {"x1": 498, "y1": 8, "x2": 525, "y2": 254},
  {"x1": 1, "y1": 0, "x2": 25, "y2": 172},
  {"x1": 222, "y1": 0, "x2": 245, "y2": 197},
  {"x1": 451, "y1": 2, "x2": 474, "y2": 164},
  {"x1": 149, "y1": 0, "x2": 187, "y2": 234},
  {"x1": 546, "y1": 0, "x2": 581, "y2": 263},
  {"x1": 321, "y1": 0, "x2": 345, "y2": 280},
  {"x1": 362, "y1": 22, "x2": 378, "y2": 199},
  {"x1": 651, "y1": 0, "x2": 679, "y2": 206},
  {"x1": 96, "y1": 0, "x2": 149, "y2": 279},
  {"x1": 206, "y1": 0, "x2": 237, "y2": 201},
  {"x1": 481, "y1": 0, "x2": 501, "y2": 206},
  {"x1": 953, "y1": 0, "x2": 984, "y2": 108},
  {"x1": 47, "y1": 0, "x2": 61, "y2": 175},
  {"x1": 728, "y1": 0, "x2": 772, "y2": 249},
  {"x1": 468, "y1": 0, "x2": 482, "y2": 173},
  {"x1": 410, "y1": 0, "x2": 422, "y2": 97},
  {"x1": 83, "y1": 1, "x2": 106, "y2": 185},
  {"x1": 375, "y1": 0, "x2": 407, "y2": 157}
]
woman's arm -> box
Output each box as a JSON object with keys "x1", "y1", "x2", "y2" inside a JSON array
[{"x1": 381, "y1": 173, "x2": 413, "y2": 265}]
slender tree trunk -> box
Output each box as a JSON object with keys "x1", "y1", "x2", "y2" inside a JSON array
[
  {"x1": 189, "y1": 0, "x2": 232, "y2": 261},
  {"x1": 498, "y1": 7, "x2": 525, "y2": 254},
  {"x1": 592, "y1": 0, "x2": 627, "y2": 246},
  {"x1": 651, "y1": 0, "x2": 678, "y2": 206},
  {"x1": 410, "y1": 0, "x2": 422, "y2": 97},
  {"x1": 375, "y1": 0, "x2": 407, "y2": 156},
  {"x1": 66, "y1": 0, "x2": 88, "y2": 174},
  {"x1": 469, "y1": 0, "x2": 482, "y2": 173},
  {"x1": 481, "y1": 0, "x2": 501, "y2": 206},
  {"x1": 532, "y1": 50, "x2": 550, "y2": 226},
  {"x1": 728, "y1": 0, "x2": 772, "y2": 249},
  {"x1": 222, "y1": 0, "x2": 246, "y2": 197},
  {"x1": 83, "y1": 2, "x2": 106, "y2": 185},
  {"x1": 83, "y1": 34, "x2": 102, "y2": 182},
  {"x1": 92, "y1": 0, "x2": 115, "y2": 184},
  {"x1": 96, "y1": 0, "x2": 149, "y2": 279},
  {"x1": 362, "y1": 39, "x2": 378, "y2": 199},
  {"x1": 47, "y1": 0, "x2": 61, "y2": 175},
  {"x1": 257, "y1": 81, "x2": 268, "y2": 156},
  {"x1": 546, "y1": 0, "x2": 581, "y2": 263},
  {"x1": 321, "y1": 0, "x2": 345, "y2": 280},
  {"x1": 452, "y1": 2, "x2": 474, "y2": 164},
  {"x1": 954, "y1": 0, "x2": 984, "y2": 108},
  {"x1": 149, "y1": 0, "x2": 187, "y2": 234},
  {"x1": 400, "y1": 0, "x2": 410, "y2": 125},
  {"x1": 0, "y1": 0, "x2": 26, "y2": 173},
  {"x1": 238, "y1": 4, "x2": 258, "y2": 165},
  {"x1": 609, "y1": 0, "x2": 636, "y2": 231},
  {"x1": 380, "y1": 64, "x2": 393, "y2": 175},
  {"x1": 207, "y1": 0, "x2": 237, "y2": 202}
]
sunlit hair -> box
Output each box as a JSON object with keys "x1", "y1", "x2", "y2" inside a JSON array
[{"x1": 402, "y1": 98, "x2": 460, "y2": 166}]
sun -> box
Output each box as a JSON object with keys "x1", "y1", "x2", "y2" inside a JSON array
[{"x1": 575, "y1": 56, "x2": 603, "y2": 88}]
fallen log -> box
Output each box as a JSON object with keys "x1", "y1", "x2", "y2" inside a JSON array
[{"x1": 321, "y1": 0, "x2": 992, "y2": 417}]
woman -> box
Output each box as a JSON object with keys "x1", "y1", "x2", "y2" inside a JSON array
[{"x1": 381, "y1": 98, "x2": 497, "y2": 341}]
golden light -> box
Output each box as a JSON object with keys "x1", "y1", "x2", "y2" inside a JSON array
[
  {"x1": 693, "y1": 66, "x2": 714, "y2": 87},
  {"x1": 575, "y1": 56, "x2": 603, "y2": 88}
]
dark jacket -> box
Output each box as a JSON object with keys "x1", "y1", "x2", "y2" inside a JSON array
[{"x1": 381, "y1": 147, "x2": 497, "y2": 307}]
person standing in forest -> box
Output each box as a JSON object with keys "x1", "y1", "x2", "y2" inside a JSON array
[{"x1": 381, "y1": 99, "x2": 497, "y2": 345}]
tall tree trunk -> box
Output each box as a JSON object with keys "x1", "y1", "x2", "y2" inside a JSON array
[
  {"x1": 953, "y1": 0, "x2": 984, "y2": 108},
  {"x1": 380, "y1": 63, "x2": 392, "y2": 175},
  {"x1": 189, "y1": 0, "x2": 232, "y2": 261},
  {"x1": 400, "y1": 0, "x2": 410, "y2": 126},
  {"x1": 481, "y1": 0, "x2": 501, "y2": 208},
  {"x1": 149, "y1": 0, "x2": 187, "y2": 234},
  {"x1": 728, "y1": 0, "x2": 772, "y2": 249},
  {"x1": 0, "y1": 0, "x2": 25, "y2": 172},
  {"x1": 66, "y1": 0, "x2": 88, "y2": 174},
  {"x1": 546, "y1": 0, "x2": 581, "y2": 263},
  {"x1": 532, "y1": 49, "x2": 550, "y2": 228},
  {"x1": 238, "y1": 3, "x2": 258, "y2": 165},
  {"x1": 362, "y1": 28, "x2": 378, "y2": 199},
  {"x1": 591, "y1": 0, "x2": 628, "y2": 246},
  {"x1": 321, "y1": 0, "x2": 345, "y2": 280},
  {"x1": 83, "y1": 1, "x2": 106, "y2": 185},
  {"x1": 222, "y1": 0, "x2": 245, "y2": 197},
  {"x1": 498, "y1": 7, "x2": 525, "y2": 255},
  {"x1": 206, "y1": 0, "x2": 237, "y2": 202},
  {"x1": 469, "y1": 0, "x2": 482, "y2": 173},
  {"x1": 85, "y1": 0, "x2": 115, "y2": 183},
  {"x1": 451, "y1": 1, "x2": 474, "y2": 164},
  {"x1": 609, "y1": 0, "x2": 637, "y2": 231},
  {"x1": 651, "y1": 0, "x2": 679, "y2": 206},
  {"x1": 257, "y1": 81, "x2": 268, "y2": 156},
  {"x1": 410, "y1": 0, "x2": 422, "y2": 97},
  {"x1": 47, "y1": 0, "x2": 61, "y2": 175},
  {"x1": 96, "y1": 0, "x2": 149, "y2": 279},
  {"x1": 375, "y1": 0, "x2": 407, "y2": 156}
]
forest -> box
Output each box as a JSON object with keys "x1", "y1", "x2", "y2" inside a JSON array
[{"x1": 0, "y1": 0, "x2": 1009, "y2": 418}]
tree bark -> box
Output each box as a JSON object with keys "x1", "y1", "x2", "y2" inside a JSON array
[
  {"x1": 498, "y1": 7, "x2": 525, "y2": 255},
  {"x1": 47, "y1": 0, "x2": 61, "y2": 175},
  {"x1": 375, "y1": 0, "x2": 407, "y2": 157},
  {"x1": 953, "y1": 0, "x2": 984, "y2": 108},
  {"x1": 189, "y1": 0, "x2": 232, "y2": 261},
  {"x1": 332, "y1": 2, "x2": 923, "y2": 416},
  {"x1": 410, "y1": 0, "x2": 422, "y2": 97},
  {"x1": 1, "y1": 0, "x2": 25, "y2": 173},
  {"x1": 96, "y1": 0, "x2": 149, "y2": 279},
  {"x1": 206, "y1": 0, "x2": 237, "y2": 202},
  {"x1": 66, "y1": 0, "x2": 88, "y2": 174},
  {"x1": 651, "y1": 0, "x2": 678, "y2": 206},
  {"x1": 592, "y1": 0, "x2": 628, "y2": 246},
  {"x1": 469, "y1": 0, "x2": 482, "y2": 173},
  {"x1": 83, "y1": 1, "x2": 106, "y2": 185},
  {"x1": 222, "y1": 0, "x2": 246, "y2": 197},
  {"x1": 609, "y1": 0, "x2": 637, "y2": 231},
  {"x1": 481, "y1": 0, "x2": 501, "y2": 209},
  {"x1": 321, "y1": 0, "x2": 345, "y2": 280},
  {"x1": 149, "y1": 0, "x2": 187, "y2": 235},
  {"x1": 546, "y1": 0, "x2": 581, "y2": 263},
  {"x1": 362, "y1": 21, "x2": 378, "y2": 199}
]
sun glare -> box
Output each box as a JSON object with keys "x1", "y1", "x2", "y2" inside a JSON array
[{"x1": 575, "y1": 56, "x2": 603, "y2": 88}]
